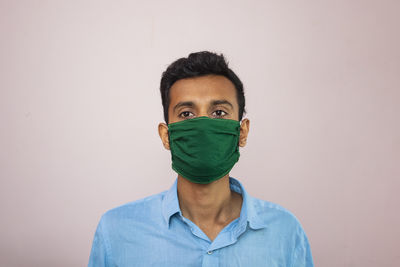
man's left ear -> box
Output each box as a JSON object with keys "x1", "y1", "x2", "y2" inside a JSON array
[{"x1": 239, "y1": 118, "x2": 250, "y2": 147}]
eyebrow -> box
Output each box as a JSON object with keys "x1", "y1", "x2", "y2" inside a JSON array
[
  {"x1": 173, "y1": 99, "x2": 234, "y2": 113},
  {"x1": 211, "y1": 100, "x2": 234, "y2": 110},
  {"x1": 173, "y1": 101, "x2": 195, "y2": 113}
]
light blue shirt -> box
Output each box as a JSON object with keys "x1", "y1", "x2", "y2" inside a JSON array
[{"x1": 88, "y1": 177, "x2": 314, "y2": 267}]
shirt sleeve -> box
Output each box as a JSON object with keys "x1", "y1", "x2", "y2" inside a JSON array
[
  {"x1": 88, "y1": 217, "x2": 111, "y2": 267},
  {"x1": 291, "y1": 227, "x2": 314, "y2": 267}
]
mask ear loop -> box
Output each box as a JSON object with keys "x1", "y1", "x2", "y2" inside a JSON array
[
  {"x1": 238, "y1": 120, "x2": 243, "y2": 147},
  {"x1": 167, "y1": 125, "x2": 171, "y2": 148}
]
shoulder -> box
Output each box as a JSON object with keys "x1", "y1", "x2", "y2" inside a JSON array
[
  {"x1": 99, "y1": 190, "x2": 168, "y2": 225},
  {"x1": 250, "y1": 196, "x2": 307, "y2": 235}
]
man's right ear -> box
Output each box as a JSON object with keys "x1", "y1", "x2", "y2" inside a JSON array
[{"x1": 158, "y1": 122, "x2": 170, "y2": 150}]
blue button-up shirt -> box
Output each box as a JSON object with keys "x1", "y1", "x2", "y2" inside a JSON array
[{"x1": 88, "y1": 177, "x2": 314, "y2": 266}]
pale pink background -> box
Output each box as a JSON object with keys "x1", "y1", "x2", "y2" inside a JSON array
[{"x1": 1, "y1": 1, "x2": 399, "y2": 266}]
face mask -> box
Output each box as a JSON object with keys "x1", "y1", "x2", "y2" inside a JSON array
[{"x1": 167, "y1": 116, "x2": 241, "y2": 184}]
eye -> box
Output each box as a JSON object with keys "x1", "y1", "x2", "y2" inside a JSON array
[
  {"x1": 212, "y1": 110, "x2": 227, "y2": 118},
  {"x1": 179, "y1": 111, "x2": 194, "y2": 119}
]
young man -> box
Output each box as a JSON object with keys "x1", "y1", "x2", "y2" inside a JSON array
[{"x1": 88, "y1": 51, "x2": 314, "y2": 266}]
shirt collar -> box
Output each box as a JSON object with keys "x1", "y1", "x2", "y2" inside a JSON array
[
  {"x1": 161, "y1": 178, "x2": 180, "y2": 227},
  {"x1": 162, "y1": 176, "x2": 268, "y2": 230}
]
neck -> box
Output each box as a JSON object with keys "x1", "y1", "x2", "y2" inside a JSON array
[{"x1": 177, "y1": 174, "x2": 242, "y2": 227}]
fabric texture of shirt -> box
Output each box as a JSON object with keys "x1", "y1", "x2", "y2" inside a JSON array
[{"x1": 88, "y1": 177, "x2": 314, "y2": 267}]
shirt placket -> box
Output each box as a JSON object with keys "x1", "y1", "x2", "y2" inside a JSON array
[{"x1": 180, "y1": 213, "x2": 248, "y2": 267}]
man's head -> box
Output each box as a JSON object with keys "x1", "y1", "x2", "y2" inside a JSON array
[
  {"x1": 159, "y1": 51, "x2": 246, "y2": 124},
  {"x1": 158, "y1": 51, "x2": 250, "y2": 151}
]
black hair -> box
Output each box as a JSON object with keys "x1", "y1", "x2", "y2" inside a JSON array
[{"x1": 160, "y1": 51, "x2": 246, "y2": 124}]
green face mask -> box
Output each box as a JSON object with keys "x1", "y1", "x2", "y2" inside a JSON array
[{"x1": 167, "y1": 116, "x2": 241, "y2": 184}]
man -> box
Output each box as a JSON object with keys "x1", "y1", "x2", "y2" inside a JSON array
[{"x1": 88, "y1": 51, "x2": 314, "y2": 266}]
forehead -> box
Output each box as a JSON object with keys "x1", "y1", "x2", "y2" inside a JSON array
[{"x1": 169, "y1": 75, "x2": 237, "y2": 105}]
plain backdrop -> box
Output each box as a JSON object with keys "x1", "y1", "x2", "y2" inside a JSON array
[{"x1": 1, "y1": 0, "x2": 399, "y2": 266}]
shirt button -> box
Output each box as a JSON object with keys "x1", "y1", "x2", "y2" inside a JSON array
[{"x1": 207, "y1": 251, "x2": 213, "y2": 255}]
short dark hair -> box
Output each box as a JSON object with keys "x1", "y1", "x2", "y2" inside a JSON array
[{"x1": 160, "y1": 51, "x2": 246, "y2": 124}]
